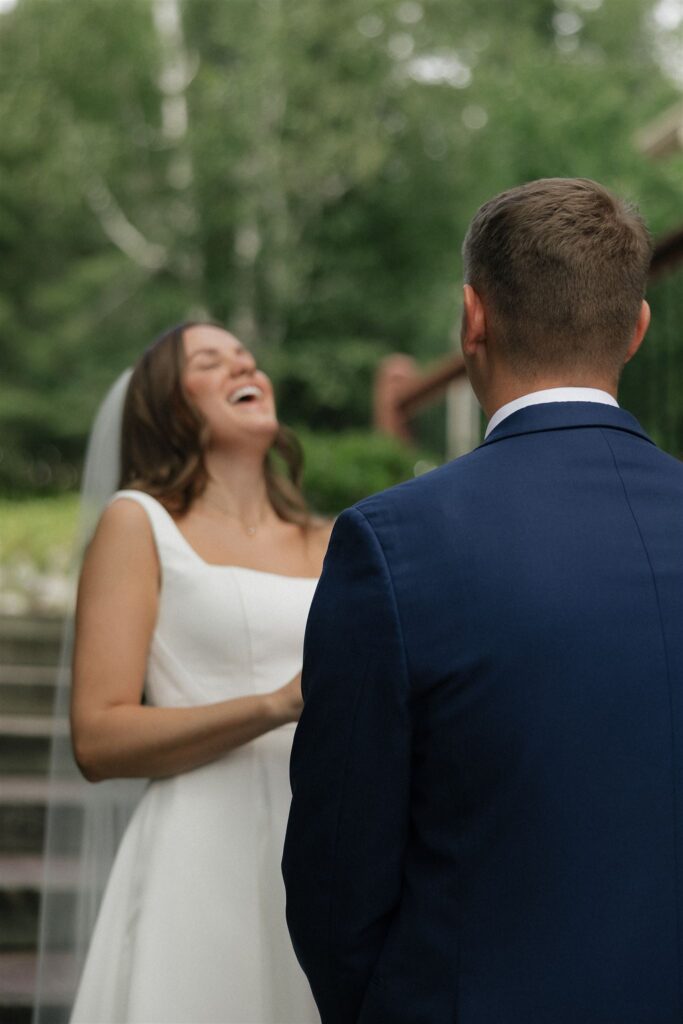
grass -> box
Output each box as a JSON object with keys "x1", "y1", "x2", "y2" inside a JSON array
[{"x1": 0, "y1": 493, "x2": 80, "y2": 571}]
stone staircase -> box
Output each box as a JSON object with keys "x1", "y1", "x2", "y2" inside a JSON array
[{"x1": 0, "y1": 615, "x2": 74, "y2": 1024}]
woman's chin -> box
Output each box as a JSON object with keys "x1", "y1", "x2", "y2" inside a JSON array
[{"x1": 210, "y1": 419, "x2": 279, "y2": 452}]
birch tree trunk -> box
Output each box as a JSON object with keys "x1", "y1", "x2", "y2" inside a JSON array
[{"x1": 152, "y1": 0, "x2": 204, "y2": 293}]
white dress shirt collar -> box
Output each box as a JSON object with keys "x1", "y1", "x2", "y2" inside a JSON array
[{"x1": 484, "y1": 387, "x2": 619, "y2": 439}]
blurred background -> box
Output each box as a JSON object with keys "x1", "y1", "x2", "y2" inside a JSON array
[
  {"x1": 1, "y1": 0, "x2": 683, "y2": 613},
  {"x1": 0, "y1": 2, "x2": 683, "y2": 1018}
]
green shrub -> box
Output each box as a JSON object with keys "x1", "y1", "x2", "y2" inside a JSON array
[
  {"x1": 0, "y1": 493, "x2": 79, "y2": 570},
  {"x1": 297, "y1": 428, "x2": 438, "y2": 516}
]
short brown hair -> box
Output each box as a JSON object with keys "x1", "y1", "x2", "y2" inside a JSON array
[
  {"x1": 462, "y1": 178, "x2": 652, "y2": 376},
  {"x1": 119, "y1": 322, "x2": 311, "y2": 525}
]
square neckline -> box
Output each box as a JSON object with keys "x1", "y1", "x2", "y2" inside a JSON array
[{"x1": 120, "y1": 491, "x2": 320, "y2": 582}]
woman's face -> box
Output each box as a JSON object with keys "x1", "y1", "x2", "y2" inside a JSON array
[{"x1": 181, "y1": 325, "x2": 278, "y2": 450}]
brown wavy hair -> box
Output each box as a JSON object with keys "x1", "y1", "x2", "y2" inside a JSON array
[{"x1": 119, "y1": 322, "x2": 311, "y2": 526}]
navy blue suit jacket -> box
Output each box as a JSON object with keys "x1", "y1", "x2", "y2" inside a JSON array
[{"x1": 283, "y1": 403, "x2": 683, "y2": 1023}]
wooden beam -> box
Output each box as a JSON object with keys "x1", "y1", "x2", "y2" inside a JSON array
[
  {"x1": 635, "y1": 100, "x2": 683, "y2": 160},
  {"x1": 396, "y1": 353, "x2": 466, "y2": 417}
]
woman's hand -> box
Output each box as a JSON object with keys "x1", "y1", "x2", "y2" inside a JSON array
[{"x1": 268, "y1": 672, "x2": 303, "y2": 725}]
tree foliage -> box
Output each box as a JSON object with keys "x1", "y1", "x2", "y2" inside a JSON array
[{"x1": 0, "y1": 0, "x2": 681, "y2": 495}]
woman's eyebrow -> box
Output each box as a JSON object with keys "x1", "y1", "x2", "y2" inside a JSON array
[{"x1": 188, "y1": 345, "x2": 246, "y2": 362}]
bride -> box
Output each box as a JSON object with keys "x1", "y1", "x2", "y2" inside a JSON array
[{"x1": 65, "y1": 321, "x2": 328, "y2": 1023}]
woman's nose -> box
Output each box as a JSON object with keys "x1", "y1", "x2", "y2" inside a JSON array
[{"x1": 232, "y1": 350, "x2": 257, "y2": 375}]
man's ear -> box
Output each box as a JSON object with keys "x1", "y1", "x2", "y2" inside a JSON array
[
  {"x1": 461, "y1": 284, "x2": 487, "y2": 357},
  {"x1": 624, "y1": 299, "x2": 650, "y2": 364}
]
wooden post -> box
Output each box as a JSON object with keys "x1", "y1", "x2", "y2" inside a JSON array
[
  {"x1": 373, "y1": 355, "x2": 422, "y2": 443},
  {"x1": 374, "y1": 352, "x2": 467, "y2": 443}
]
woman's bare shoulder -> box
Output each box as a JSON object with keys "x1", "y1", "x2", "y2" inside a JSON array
[
  {"x1": 97, "y1": 495, "x2": 151, "y2": 535},
  {"x1": 84, "y1": 497, "x2": 156, "y2": 569}
]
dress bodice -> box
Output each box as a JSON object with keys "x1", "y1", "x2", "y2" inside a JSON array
[{"x1": 110, "y1": 490, "x2": 319, "y2": 709}]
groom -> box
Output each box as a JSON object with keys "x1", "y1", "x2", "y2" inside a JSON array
[{"x1": 282, "y1": 178, "x2": 683, "y2": 1023}]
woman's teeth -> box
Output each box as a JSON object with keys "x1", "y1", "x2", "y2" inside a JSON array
[{"x1": 228, "y1": 385, "x2": 263, "y2": 405}]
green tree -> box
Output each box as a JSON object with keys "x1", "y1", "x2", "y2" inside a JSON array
[{"x1": 0, "y1": 0, "x2": 681, "y2": 493}]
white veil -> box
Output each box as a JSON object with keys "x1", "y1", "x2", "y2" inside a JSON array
[{"x1": 33, "y1": 369, "x2": 146, "y2": 1024}]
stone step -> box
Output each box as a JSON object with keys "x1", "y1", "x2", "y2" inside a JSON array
[
  {"x1": 0, "y1": 856, "x2": 77, "y2": 952},
  {"x1": 0, "y1": 1008, "x2": 65, "y2": 1024},
  {"x1": 0, "y1": 665, "x2": 58, "y2": 685},
  {"x1": 0, "y1": 717, "x2": 68, "y2": 776},
  {"x1": 0, "y1": 951, "x2": 71, "y2": 1022},
  {"x1": 0, "y1": 854, "x2": 79, "y2": 889},
  {"x1": 0, "y1": 950, "x2": 74, "y2": 1005},
  {"x1": 0, "y1": 616, "x2": 63, "y2": 668},
  {"x1": 0, "y1": 616, "x2": 74, "y2": 1019},
  {"x1": 0, "y1": 777, "x2": 83, "y2": 855},
  {"x1": 0, "y1": 665, "x2": 59, "y2": 717}
]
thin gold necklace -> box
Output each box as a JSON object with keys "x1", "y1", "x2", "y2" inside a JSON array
[{"x1": 203, "y1": 494, "x2": 269, "y2": 537}]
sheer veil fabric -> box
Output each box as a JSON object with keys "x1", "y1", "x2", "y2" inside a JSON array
[{"x1": 33, "y1": 369, "x2": 145, "y2": 1024}]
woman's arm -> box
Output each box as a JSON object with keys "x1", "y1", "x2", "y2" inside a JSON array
[{"x1": 70, "y1": 499, "x2": 301, "y2": 783}]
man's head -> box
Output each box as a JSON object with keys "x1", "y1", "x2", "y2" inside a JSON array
[{"x1": 461, "y1": 178, "x2": 652, "y2": 408}]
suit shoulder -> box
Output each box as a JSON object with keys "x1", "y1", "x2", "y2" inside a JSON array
[
  {"x1": 607, "y1": 428, "x2": 683, "y2": 485},
  {"x1": 645, "y1": 441, "x2": 683, "y2": 476},
  {"x1": 353, "y1": 446, "x2": 486, "y2": 524}
]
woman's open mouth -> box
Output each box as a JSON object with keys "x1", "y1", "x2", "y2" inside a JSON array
[{"x1": 228, "y1": 385, "x2": 264, "y2": 405}]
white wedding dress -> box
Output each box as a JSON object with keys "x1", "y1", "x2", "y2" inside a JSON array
[{"x1": 70, "y1": 490, "x2": 320, "y2": 1024}]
